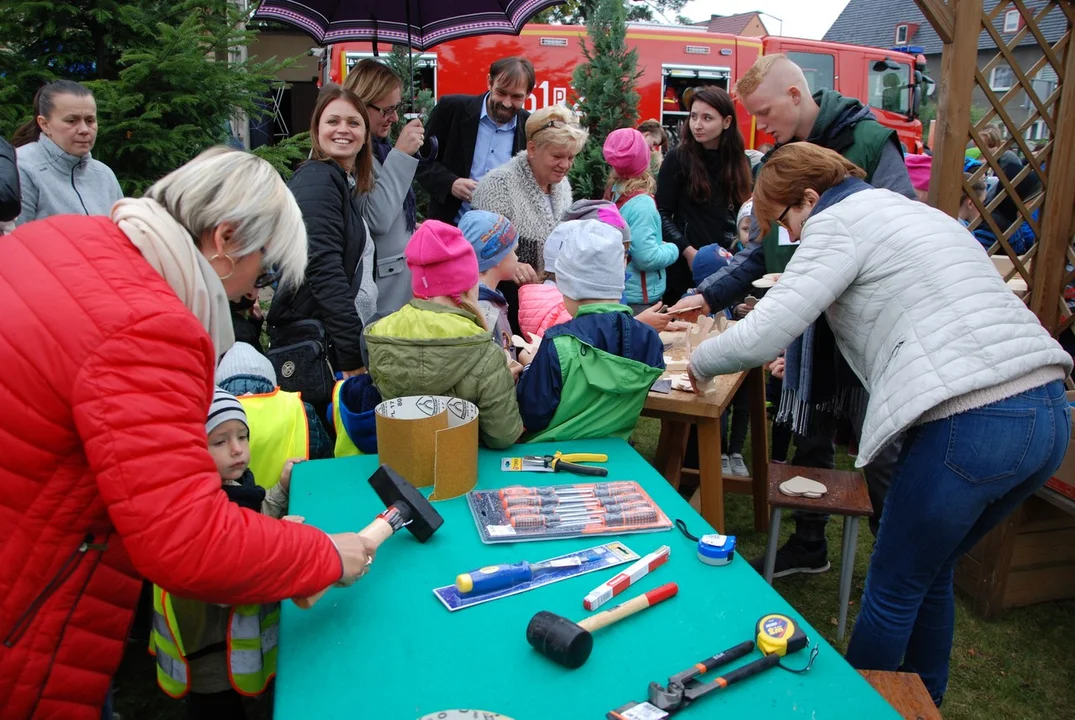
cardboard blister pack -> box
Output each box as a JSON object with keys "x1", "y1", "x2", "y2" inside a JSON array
[{"x1": 374, "y1": 395, "x2": 479, "y2": 501}]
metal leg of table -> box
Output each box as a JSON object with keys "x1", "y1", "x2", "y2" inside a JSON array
[
  {"x1": 837, "y1": 515, "x2": 860, "y2": 642},
  {"x1": 764, "y1": 507, "x2": 783, "y2": 584},
  {"x1": 697, "y1": 417, "x2": 726, "y2": 533}
]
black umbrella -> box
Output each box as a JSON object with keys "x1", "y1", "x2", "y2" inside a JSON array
[{"x1": 254, "y1": 1, "x2": 567, "y2": 103}]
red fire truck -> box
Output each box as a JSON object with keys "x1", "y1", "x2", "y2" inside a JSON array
[{"x1": 327, "y1": 23, "x2": 927, "y2": 153}]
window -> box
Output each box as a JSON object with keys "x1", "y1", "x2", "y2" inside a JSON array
[
  {"x1": 1025, "y1": 120, "x2": 1048, "y2": 142},
  {"x1": 1003, "y1": 9, "x2": 1020, "y2": 33},
  {"x1": 990, "y1": 64, "x2": 1014, "y2": 91},
  {"x1": 868, "y1": 62, "x2": 911, "y2": 115},
  {"x1": 895, "y1": 24, "x2": 909, "y2": 45},
  {"x1": 785, "y1": 51, "x2": 835, "y2": 92}
]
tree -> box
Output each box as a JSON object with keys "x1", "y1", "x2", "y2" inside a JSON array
[
  {"x1": 534, "y1": 0, "x2": 687, "y2": 24},
  {"x1": 568, "y1": 0, "x2": 640, "y2": 200},
  {"x1": 0, "y1": 1, "x2": 296, "y2": 194}
]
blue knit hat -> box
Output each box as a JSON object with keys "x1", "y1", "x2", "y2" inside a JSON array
[
  {"x1": 459, "y1": 210, "x2": 519, "y2": 272},
  {"x1": 207, "y1": 388, "x2": 247, "y2": 435},
  {"x1": 691, "y1": 244, "x2": 733, "y2": 287},
  {"x1": 334, "y1": 375, "x2": 381, "y2": 454}
]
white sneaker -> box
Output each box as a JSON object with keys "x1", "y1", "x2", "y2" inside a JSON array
[
  {"x1": 729, "y1": 453, "x2": 749, "y2": 477},
  {"x1": 721, "y1": 454, "x2": 731, "y2": 475}
]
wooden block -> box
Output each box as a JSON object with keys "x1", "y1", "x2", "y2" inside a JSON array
[
  {"x1": 859, "y1": 670, "x2": 941, "y2": 720},
  {"x1": 1010, "y1": 527, "x2": 1075, "y2": 568},
  {"x1": 1003, "y1": 563, "x2": 1075, "y2": 608}
]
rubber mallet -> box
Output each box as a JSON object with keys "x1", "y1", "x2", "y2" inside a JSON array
[
  {"x1": 526, "y1": 582, "x2": 678, "y2": 668},
  {"x1": 294, "y1": 464, "x2": 444, "y2": 608}
]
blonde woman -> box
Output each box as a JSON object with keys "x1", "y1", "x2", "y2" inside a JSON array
[
  {"x1": 344, "y1": 59, "x2": 425, "y2": 314},
  {"x1": 0, "y1": 147, "x2": 377, "y2": 718},
  {"x1": 472, "y1": 104, "x2": 588, "y2": 329},
  {"x1": 603, "y1": 127, "x2": 679, "y2": 313}
]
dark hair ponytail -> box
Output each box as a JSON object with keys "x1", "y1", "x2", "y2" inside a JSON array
[
  {"x1": 678, "y1": 86, "x2": 752, "y2": 207},
  {"x1": 11, "y1": 80, "x2": 94, "y2": 148}
]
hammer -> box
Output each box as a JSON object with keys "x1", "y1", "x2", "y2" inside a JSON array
[
  {"x1": 526, "y1": 582, "x2": 678, "y2": 668},
  {"x1": 294, "y1": 464, "x2": 443, "y2": 608}
]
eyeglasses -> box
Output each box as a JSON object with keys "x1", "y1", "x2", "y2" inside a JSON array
[
  {"x1": 367, "y1": 100, "x2": 404, "y2": 118},
  {"x1": 776, "y1": 205, "x2": 793, "y2": 229},
  {"x1": 254, "y1": 248, "x2": 279, "y2": 289},
  {"x1": 529, "y1": 119, "x2": 582, "y2": 140}
]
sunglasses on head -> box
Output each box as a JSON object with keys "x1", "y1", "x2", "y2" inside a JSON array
[{"x1": 530, "y1": 119, "x2": 581, "y2": 140}]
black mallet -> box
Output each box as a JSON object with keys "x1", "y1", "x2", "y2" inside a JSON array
[
  {"x1": 526, "y1": 583, "x2": 678, "y2": 668},
  {"x1": 295, "y1": 464, "x2": 443, "y2": 608}
]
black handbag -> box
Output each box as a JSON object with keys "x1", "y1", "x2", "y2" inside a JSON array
[{"x1": 266, "y1": 319, "x2": 335, "y2": 407}]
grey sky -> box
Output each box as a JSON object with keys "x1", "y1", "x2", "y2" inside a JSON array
[{"x1": 680, "y1": 0, "x2": 853, "y2": 40}]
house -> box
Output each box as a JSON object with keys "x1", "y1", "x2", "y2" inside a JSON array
[
  {"x1": 824, "y1": 0, "x2": 1064, "y2": 141},
  {"x1": 693, "y1": 11, "x2": 769, "y2": 37}
]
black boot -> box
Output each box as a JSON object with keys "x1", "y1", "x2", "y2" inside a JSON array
[{"x1": 751, "y1": 513, "x2": 831, "y2": 578}]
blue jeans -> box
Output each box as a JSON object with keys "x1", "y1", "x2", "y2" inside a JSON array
[{"x1": 845, "y1": 380, "x2": 1070, "y2": 705}]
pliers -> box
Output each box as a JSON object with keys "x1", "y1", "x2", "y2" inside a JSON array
[{"x1": 521, "y1": 452, "x2": 609, "y2": 476}]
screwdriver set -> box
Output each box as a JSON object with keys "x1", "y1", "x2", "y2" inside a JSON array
[{"x1": 466, "y1": 481, "x2": 672, "y2": 543}]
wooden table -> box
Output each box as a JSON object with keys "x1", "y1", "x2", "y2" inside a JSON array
[
  {"x1": 859, "y1": 670, "x2": 942, "y2": 719},
  {"x1": 642, "y1": 366, "x2": 770, "y2": 533}
]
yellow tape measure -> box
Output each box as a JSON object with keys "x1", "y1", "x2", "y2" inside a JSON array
[{"x1": 755, "y1": 613, "x2": 808, "y2": 657}]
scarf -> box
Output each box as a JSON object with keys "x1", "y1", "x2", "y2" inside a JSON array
[
  {"x1": 223, "y1": 469, "x2": 265, "y2": 512},
  {"x1": 111, "y1": 197, "x2": 235, "y2": 358},
  {"x1": 777, "y1": 315, "x2": 866, "y2": 438},
  {"x1": 372, "y1": 136, "x2": 416, "y2": 232}
]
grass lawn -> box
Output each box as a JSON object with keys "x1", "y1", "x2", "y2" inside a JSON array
[{"x1": 114, "y1": 417, "x2": 1075, "y2": 719}]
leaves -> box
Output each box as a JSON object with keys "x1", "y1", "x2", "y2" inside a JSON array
[
  {"x1": 0, "y1": 0, "x2": 299, "y2": 195},
  {"x1": 567, "y1": 0, "x2": 641, "y2": 200},
  {"x1": 534, "y1": 0, "x2": 687, "y2": 24}
]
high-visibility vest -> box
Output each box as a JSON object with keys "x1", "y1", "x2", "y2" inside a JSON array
[
  {"x1": 331, "y1": 380, "x2": 362, "y2": 458},
  {"x1": 148, "y1": 585, "x2": 278, "y2": 698},
  {"x1": 238, "y1": 388, "x2": 309, "y2": 489}
]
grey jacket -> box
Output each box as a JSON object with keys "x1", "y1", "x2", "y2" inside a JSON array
[
  {"x1": 14, "y1": 135, "x2": 123, "y2": 226},
  {"x1": 359, "y1": 149, "x2": 419, "y2": 316}
]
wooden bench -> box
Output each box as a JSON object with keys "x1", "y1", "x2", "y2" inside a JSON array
[{"x1": 859, "y1": 670, "x2": 941, "y2": 720}]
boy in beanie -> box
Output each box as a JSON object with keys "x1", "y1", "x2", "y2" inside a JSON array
[
  {"x1": 150, "y1": 389, "x2": 298, "y2": 715},
  {"x1": 516, "y1": 220, "x2": 665, "y2": 442},
  {"x1": 216, "y1": 341, "x2": 334, "y2": 462},
  {"x1": 460, "y1": 210, "x2": 520, "y2": 359},
  {"x1": 603, "y1": 128, "x2": 679, "y2": 314},
  {"x1": 364, "y1": 220, "x2": 523, "y2": 449}
]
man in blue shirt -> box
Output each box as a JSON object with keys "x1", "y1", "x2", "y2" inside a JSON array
[{"x1": 416, "y1": 57, "x2": 535, "y2": 225}]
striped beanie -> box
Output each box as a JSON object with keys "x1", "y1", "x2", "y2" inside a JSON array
[{"x1": 207, "y1": 388, "x2": 248, "y2": 435}]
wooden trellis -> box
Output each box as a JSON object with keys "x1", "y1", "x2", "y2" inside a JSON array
[{"x1": 919, "y1": 0, "x2": 1075, "y2": 337}]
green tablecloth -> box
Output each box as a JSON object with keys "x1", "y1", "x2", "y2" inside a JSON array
[{"x1": 276, "y1": 439, "x2": 898, "y2": 719}]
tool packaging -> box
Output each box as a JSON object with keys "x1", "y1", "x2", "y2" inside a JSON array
[{"x1": 467, "y1": 481, "x2": 672, "y2": 544}]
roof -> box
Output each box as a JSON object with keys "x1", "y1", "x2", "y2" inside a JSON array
[
  {"x1": 823, "y1": 0, "x2": 1068, "y2": 56},
  {"x1": 693, "y1": 12, "x2": 766, "y2": 35}
]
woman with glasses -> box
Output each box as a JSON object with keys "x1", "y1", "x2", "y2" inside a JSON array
[
  {"x1": 267, "y1": 85, "x2": 379, "y2": 406},
  {"x1": 655, "y1": 86, "x2": 752, "y2": 304},
  {"x1": 687, "y1": 142, "x2": 1071, "y2": 706},
  {"x1": 472, "y1": 104, "x2": 588, "y2": 330},
  {"x1": 344, "y1": 59, "x2": 426, "y2": 315},
  {"x1": 0, "y1": 146, "x2": 379, "y2": 718}
]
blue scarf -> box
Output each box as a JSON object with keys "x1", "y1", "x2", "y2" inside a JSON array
[{"x1": 372, "y1": 136, "x2": 416, "y2": 232}]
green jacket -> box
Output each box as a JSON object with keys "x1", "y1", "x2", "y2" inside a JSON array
[
  {"x1": 365, "y1": 300, "x2": 523, "y2": 449},
  {"x1": 763, "y1": 89, "x2": 898, "y2": 274},
  {"x1": 517, "y1": 304, "x2": 665, "y2": 443}
]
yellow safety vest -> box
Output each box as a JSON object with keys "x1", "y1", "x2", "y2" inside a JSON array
[
  {"x1": 331, "y1": 380, "x2": 362, "y2": 458},
  {"x1": 148, "y1": 585, "x2": 278, "y2": 698},
  {"x1": 238, "y1": 389, "x2": 309, "y2": 489}
]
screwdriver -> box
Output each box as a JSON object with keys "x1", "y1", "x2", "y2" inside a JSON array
[
  {"x1": 498, "y1": 482, "x2": 637, "y2": 500},
  {"x1": 502, "y1": 493, "x2": 645, "y2": 511},
  {"x1": 510, "y1": 508, "x2": 659, "y2": 530},
  {"x1": 505, "y1": 499, "x2": 651, "y2": 519}
]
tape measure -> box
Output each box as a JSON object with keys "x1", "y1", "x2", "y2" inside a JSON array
[{"x1": 755, "y1": 613, "x2": 808, "y2": 657}]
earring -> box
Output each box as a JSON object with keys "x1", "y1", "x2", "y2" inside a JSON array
[{"x1": 209, "y1": 253, "x2": 236, "y2": 280}]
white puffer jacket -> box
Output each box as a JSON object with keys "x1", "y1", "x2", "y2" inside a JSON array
[{"x1": 692, "y1": 183, "x2": 1071, "y2": 466}]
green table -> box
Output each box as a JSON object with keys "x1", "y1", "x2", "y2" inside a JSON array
[{"x1": 276, "y1": 439, "x2": 899, "y2": 719}]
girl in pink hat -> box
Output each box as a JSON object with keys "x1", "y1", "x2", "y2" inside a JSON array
[
  {"x1": 603, "y1": 128, "x2": 680, "y2": 316},
  {"x1": 363, "y1": 220, "x2": 523, "y2": 449}
]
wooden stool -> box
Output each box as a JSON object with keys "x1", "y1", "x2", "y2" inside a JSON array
[
  {"x1": 859, "y1": 670, "x2": 941, "y2": 719},
  {"x1": 763, "y1": 463, "x2": 873, "y2": 641}
]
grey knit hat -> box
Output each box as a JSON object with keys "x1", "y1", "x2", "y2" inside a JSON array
[
  {"x1": 561, "y1": 199, "x2": 632, "y2": 246},
  {"x1": 215, "y1": 342, "x2": 277, "y2": 386},
  {"x1": 207, "y1": 388, "x2": 248, "y2": 435},
  {"x1": 555, "y1": 220, "x2": 626, "y2": 302}
]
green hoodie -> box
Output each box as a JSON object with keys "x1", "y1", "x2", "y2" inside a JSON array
[{"x1": 365, "y1": 300, "x2": 523, "y2": 449}]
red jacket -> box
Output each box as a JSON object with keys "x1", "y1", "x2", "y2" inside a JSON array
[{"x1": 0, "y1": 216, "x2": 343, "y2": 719}]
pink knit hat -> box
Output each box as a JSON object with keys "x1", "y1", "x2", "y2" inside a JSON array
[
  {"x1": 405, "y1": 220, "x2": 479, "y2": 300},
  {"x1": 603, "y1": 128, "x2": 650, "y2": 178},
  {"x1": 904, "y1": 153, "x2": 932, "y2": 192}
]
